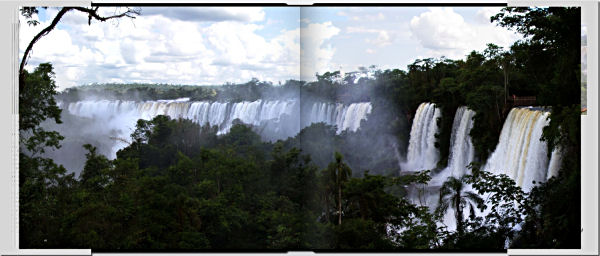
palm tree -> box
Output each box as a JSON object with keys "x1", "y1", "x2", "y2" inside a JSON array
[
  {"x1": 325, "y1": 151, "x2": 352, "y2": 225},
  {"x1": 436, "y1": 175, "x2": 483, "y2": 235}
]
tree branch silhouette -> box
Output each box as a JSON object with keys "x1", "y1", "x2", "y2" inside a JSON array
[{"x1": 19, "y1": 7, "x2": 140, "y2": 91}]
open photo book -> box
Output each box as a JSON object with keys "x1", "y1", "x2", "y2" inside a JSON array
[{"x1": 17, "y1": 4, "x2": 584, "y2": 252}]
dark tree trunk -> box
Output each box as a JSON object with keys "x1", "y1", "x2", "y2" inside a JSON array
[
  {"x1": 455, "y1": 196, "x2": 463, "y2": 235},
  {"x1": 337, "y1": 169, "x2": 342, "y2": 225},
  {"x1": 325, "y1": 195, "x2": 330, "y2": 223}
]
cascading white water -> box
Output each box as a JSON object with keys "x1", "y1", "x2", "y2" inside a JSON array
[
  {"x1": 408, "y1": 106, "x2": 477, "y2": 231},
  {"x1": 430, "y1": 106, "x2": 476, "y2": 186},
  {"x1": 403, "y1": 106, "x2": 564, "y2": 233},
  {"x1": 483, "y1": 107, "x2": 555, "y2": 192},
  {"x1": 341, "y1": 103, "x2": 373, "y2": 133},
  {"x1": 64, "y1": 98, "x2": 372, "y2": 158},
  {"x1": 439, "y1": 107, "x2": 561, "y2": 231},
  {"x1": 546, "y1": 146, "x2": 563, "y2": 180},
  {"x1": 402, "y1": 102, "x2": 441, "y2": 172},
  {"x1": 446, "y1": 107, "x2": 476, "y2": 176},
  {"x1": 304, "y1": 102, "x2": 372, "y2": 134}
]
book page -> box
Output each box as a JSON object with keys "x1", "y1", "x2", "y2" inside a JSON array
[{"x1": 15, "y1": 4, "x2": 585, "y2": 253}]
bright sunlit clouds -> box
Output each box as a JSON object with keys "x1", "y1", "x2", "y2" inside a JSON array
[
  {"x1": 409, "y1": 7, "x2": 520, "y2": 59},
  {"x1": 20, "y1": 7, "x2": 520, "y2": 90}
]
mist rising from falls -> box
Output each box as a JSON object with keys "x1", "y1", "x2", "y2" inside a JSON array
[
  {"x1": 64, "y1": 98, "x2": 372, "y2": 158},
  {"x1": 483, "y1": 107, "x2": 554, "y2": 192},
  {"x1": 402, "y1": 102, "x2": 441, "y2": 172}
]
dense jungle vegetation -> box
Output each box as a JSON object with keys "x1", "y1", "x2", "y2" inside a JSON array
[{"x1": 20, "y1": 7, "x2": 581, "y2": 250}]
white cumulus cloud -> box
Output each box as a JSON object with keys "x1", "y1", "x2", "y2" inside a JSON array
[
  {"x1": 300, "y1": 21, "x2": 340, "y2": 81},
  {"x1": 20, "y1": 7, "x2": 299, "y2": 90},
  {"x1": 409, "y1": 7, "x2": 520, "y2": 59}
]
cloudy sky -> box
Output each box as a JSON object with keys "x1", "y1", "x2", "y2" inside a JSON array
[{"x1": 20, "y1": 6, "x2": 521, "y2": 91}]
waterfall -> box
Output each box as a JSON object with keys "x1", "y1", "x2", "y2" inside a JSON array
[
  {"x1": 430, "y1": 106, "x2": 476, "y2": 186},
  {"x1": 483, "y1": 107, "x2": 553, "y2": 192},
  {"x1": 304, "y1": 102, "x2": 372, "y2": 134},
  {"x1": 401, "y1": 106, "x2": 565, "y2": 233},
  {"x1": 546, "y1": 146, "x2": 563, "y2": 180},
  {"x1": 402, "y1": 102, "x2": 441, "y2": 172},
  {"x1": 447, "y1": 107, "x2": 476, "y2": 176},
  {"x1": 341, "y1": 102, "x2": 373, "y2": 132},
  {"x1": 63, "y1": 98, "x2": 372, "y2": 158}
]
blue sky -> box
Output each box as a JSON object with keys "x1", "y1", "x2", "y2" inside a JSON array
[{"x1": 20, "y1": 7, "x2": 521, "y2": 90}]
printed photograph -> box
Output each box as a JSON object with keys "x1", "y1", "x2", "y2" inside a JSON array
[{"x1": 18, "y1": 6, "x2": 581, "y2": 251}]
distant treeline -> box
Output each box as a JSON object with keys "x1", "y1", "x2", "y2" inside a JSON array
[
  {"x1": 57, "y1": 83, "x2": 222, "y2": 102},
  {"x1": 57, "y1": 74, "x2": 375, "y2": 104}
]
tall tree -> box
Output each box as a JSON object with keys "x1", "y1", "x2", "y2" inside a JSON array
[
  {"x1": 436, "y1": 176, "x2": 483, "y2": 235},
  {"x1": 19, "y1": 63, "x2": 63, "y2": 155},
  {"x1": 324, "y1": 152, "x2": 352, "y2": 225}
]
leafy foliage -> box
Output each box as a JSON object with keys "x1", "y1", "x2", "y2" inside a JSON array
[{"x1": 20, "y1": 63, "x2": 64, "y2": 155}]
